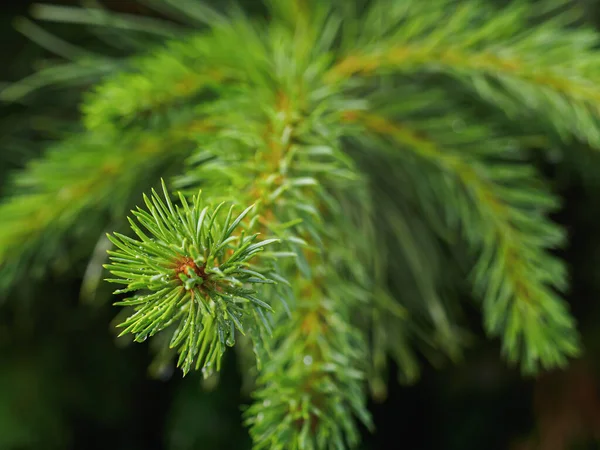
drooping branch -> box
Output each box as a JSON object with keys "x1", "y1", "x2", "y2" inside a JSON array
[
  {"x1": 0, "y1": 119, "x2": 216, "y2": 292},
  {"x1": 345, "y1": 111, "x2": 579, "y2": 372},
  {"x1": 326, "y1": 0, "x2": 600, "y2": 147}
]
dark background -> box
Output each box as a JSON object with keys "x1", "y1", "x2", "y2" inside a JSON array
[{"x1": 2, "y1": 1, "x2": 600, "y2": 449}]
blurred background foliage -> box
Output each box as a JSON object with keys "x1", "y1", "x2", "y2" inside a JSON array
[{"x1": 3, "y1": 0, "x2": 600, "y2": 449}]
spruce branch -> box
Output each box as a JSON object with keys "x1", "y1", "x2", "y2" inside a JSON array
[
  {"x1": 0, "y1": 118, "x2": 214, "y2": 292},
  {"x1": 245, "y1": 187, "x2": 375, "y2": 449},
  {"x1": 105, "y1": 181, "x2": 279, "y2": 375},
  {"x1": 370, "y1": 185, "x2": 464, "y2": 381},
  {"x1": 246, "y1": 293, "x2": 373, "y2": 450},
  {"x1": 6, "y1": 0, "x2": 600, "y2": 447},
  {"x1": 82, "y1": 35, "x2": 231, "y2": 131},
  {"x1": 155, "y1": 46, "x2": 376, "y2": 442},
  {"x1": 326, "y1": 0, "x2": 600, "y2": 147},
  {"x1": 227, "y1": 81, "x2": 376, "y2": 446},
  {"x1": 346, "y1": 111, "x2": 579, "y2": 372}
]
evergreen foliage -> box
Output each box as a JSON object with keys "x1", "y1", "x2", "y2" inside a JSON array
[
  {"x1": 1, "y1": 0, "x2": 599, "y2": 448},
  {"x1": 105, "y1": 181, "x2": 279, "y2": 375}
]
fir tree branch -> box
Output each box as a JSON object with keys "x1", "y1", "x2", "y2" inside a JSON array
[
  {"x1": 5, "y1": 1, "x2": 594, "y2": 446},
  {"x1": 0, "y1": 118, "x2": 215, "y2": 292},
  {"x1": 105, "y1": 181, "x2": 279, "y2": 375},
  {"x1": 237, "y1": 86, "x2": 374, "y2": 446},
  {"x1": 82, "y1": 35, "x2": 232, "y2": 131},
  {"x1": 245, "y1": 173, "x2": 374, "y2": 450},
  {"x1": 170, "y1": 75, "x2": 373, "y2": 445},
  {"x1": 369, "y1": 151, "x2": 467, "y2": 366},
  {"x1": 345, "y1": 111, "x2": 579, "y2": 372},
  {"x1": 326, "y1": 0, "x2": 600, "y2": 147},
  {"x1": 246, "y1": 289, "x2": 372, "y2": 450},
  {"x1": 245, "y1": 187, "x2": 376, "y2": 446}
]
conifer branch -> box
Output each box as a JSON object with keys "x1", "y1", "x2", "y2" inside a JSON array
[
  {"x1": 231, "y1": 78, "x2": 374, "y2": 445},
  {"x1": 82, "y1": 35, "x2": 232, "y2": 131},
  {"x1": 0, "y1": 119, "x2": 215, "y2": 291},
  {"x1": 105, "y1": 181, "x2": 278, "y2": 375},
  {"x1": 328, "y1": 44, "x2": 600, "y2": 105},
  {"x1": 326, "y1": 0, "x2": 600, "y2": 147},
  {"x1": 346, "y1": 111, "x2": 579, "y2": 372},
  {"x1": 246, "y1": 205, "x2": 374, "y2": 448},
  {"x1": 164, "y1": 64, "x2": 374, "y2": 442},
  {"x1": 246, "y1": 290, "x2": 372, "y2": 450},
  {"x1": 245, "y1": 186, "x2": 374, "y2": 449},
  {"x1": 4, "y1": 0, "x2": 599, "y2": 447}
]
